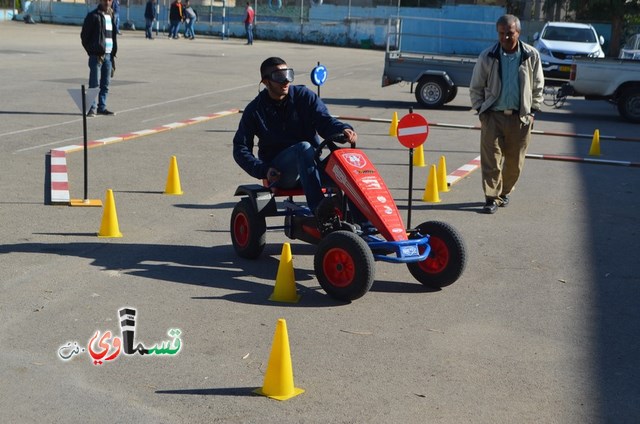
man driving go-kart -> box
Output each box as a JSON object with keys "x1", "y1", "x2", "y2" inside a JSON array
[
  {"x1": 230, "y1": 57, "x2": 467, "y2": 301},
  {"x1": 232, "y1": 56, "x2": 358, "y2": 231}
]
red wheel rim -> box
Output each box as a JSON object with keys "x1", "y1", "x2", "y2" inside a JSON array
[
  {"x1": 233, "y1": 214, "x2": 249, "y2": 247},
  {"x1": 418, "y1": 236, "x2": 449, "y2": 274},
  {"x1": 322, "y1": 248, "x2": 355, "y2": 287}
]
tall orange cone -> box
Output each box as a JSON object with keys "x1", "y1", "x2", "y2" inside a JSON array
[
  {"x1": 254, "y1": 318, "x2": 305, "y2": 401},
  {"x1": 98, "y1": 189, "x2": 123, "y2": 238},
  {"x1": 269, "y1": 243, "x2": 300, "y2": 303},
  {"x1": 164, "y1": 155, "x2": 183, "y2": 195},
  {"x1": 413, "y1": 144, "x2": 425, "y2": 167},
  {"x1": 422, "y1": 164, "x2": 441, "y2": 203},
  {"x1": 437, "y1": 155, "x2": 450, "y2": 193},
  {"x1": 389, "y1": 112, "x2": 398, "y2": 136},
  {"x1": 589, "y1": 129, "x2": 601, "y2": 156}
]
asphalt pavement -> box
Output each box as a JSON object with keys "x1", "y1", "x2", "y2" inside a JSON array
[{"x1": 1, "y1": 21, "x2": 639, "y2": 424}]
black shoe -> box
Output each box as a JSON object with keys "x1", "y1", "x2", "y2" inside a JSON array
[
  {"x1": 87, "y1": 109, "x2": 96, "y2": 117},
  {"x1": 483, "y1": 199, "x2": 498, "y2": 214},
  {"x1": 315, "y1": 195, "x2": 342, "y2": 235},
  {"x1": 97, "y1": 109, "x2": 115, "y2": 116},
  {"x1": 499, "y1": 194, "x2": 510, "y2": 207}
]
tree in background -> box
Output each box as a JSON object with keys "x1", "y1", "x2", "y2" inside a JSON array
[{"x1": 572, "y1": 0, "x2": 640, "y2": 56}]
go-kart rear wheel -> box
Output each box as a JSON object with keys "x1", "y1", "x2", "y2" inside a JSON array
[
  {"x1": 408, "y1": 221, "x2": 466, "y2": 288},
  {"x1": 314, "y1": 231, "x2": 375, "y2": 301},
  {"x1": 230, "y1": 198, "x2": 266, "y2": 259}
]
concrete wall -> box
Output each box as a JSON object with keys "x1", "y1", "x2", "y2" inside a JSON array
[{"x1": 19, "y1": 2, "x2": 509, "y2": 52}]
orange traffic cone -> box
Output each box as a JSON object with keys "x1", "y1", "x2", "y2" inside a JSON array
[
  {"x1": 422, "y1": 165, "x2": 441, "y2": 203},
  {"x1": 437, "y1": 156, "x2": 450, "y2": 193},
  {"x1": 269, "y1": 243, "x2": 300, "y2": 303},
  {"x1": 254, "y1": 319, "x2": 305, "y2": 401},
  {"x1": 98, "y1": 189, "x2": 123, "y2": 238},
  {"x1": 164, "y1": 156, "x2": 183, "y2": 195}
]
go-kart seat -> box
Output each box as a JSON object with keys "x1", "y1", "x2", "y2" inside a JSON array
[{"x1": 262, "y1": 179, "x2": 305, "y2": 197}]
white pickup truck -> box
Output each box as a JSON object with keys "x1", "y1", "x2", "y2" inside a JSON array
[{"x1": 559, "y1": 57, "x2": 640, "y2": 122}]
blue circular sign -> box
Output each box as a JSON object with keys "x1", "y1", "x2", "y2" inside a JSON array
[{"x1": 310, "y1": 65, "x2": 328, "y2": 87}]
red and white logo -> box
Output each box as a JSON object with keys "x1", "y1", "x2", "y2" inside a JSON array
[{"x1": 341, "y1": 152, "x2": 366, "y2": 169}]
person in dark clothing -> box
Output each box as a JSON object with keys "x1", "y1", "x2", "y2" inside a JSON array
[
  {"x1": 81, "y1": 0, "x2": 118, "y2": 116},
  {"x1": 233, "y1": 57, "x2": 357, "y2": 216},
  {"x1": 168, "y1": 0, "x2": 183, "y2": 39},
  {"x1": 144, "y1": 0, "x2": 157, "y2": 40}
]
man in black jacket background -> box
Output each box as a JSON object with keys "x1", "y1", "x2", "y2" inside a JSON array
[{"x1": 81, "y1": 0, "x2": 118, "y2": 116}]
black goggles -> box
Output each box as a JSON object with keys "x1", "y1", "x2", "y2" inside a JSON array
[{"x1": 264, "y1": 68, "x2": 295, "y2": 84}]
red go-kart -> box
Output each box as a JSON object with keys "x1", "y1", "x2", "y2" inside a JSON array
[{"x1": 230, "y1": 135, "x2": 467, "y2": 301}]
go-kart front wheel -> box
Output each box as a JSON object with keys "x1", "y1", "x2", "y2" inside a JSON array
[
  {"x1": 314, "y1": 231, "x2": 375, "y2": 301},
  {"x1": 230, "y1": 198, "x2": 266, "y2": 259},
  {"x1": 408, "y1": 221, "x2": 466, "y2": 288}
]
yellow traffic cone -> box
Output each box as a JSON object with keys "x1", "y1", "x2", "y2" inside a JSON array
[
  {"x1": 437, "y1": 155, "x2": 450, "y2": 193},
  {"x1": 413, "y1": 144, "x2": 426, "y2": 167},
  {"x1": 589, "y1": 129, "x2": 601, "y2": 156},
  {"x1": 389, "y1": 111, "x2": 398, "y2": 136},
  {"x1": 422, "y1": 164, "x2": 441, "y2": 203},
  {"x1": 254, "y1": 318, "x2": 305, "y2": 401},
  {"x1": 98, "y1": 189, "x2": 123, "y2": 238},
  {"x1": 269, "y1": 243, "x2": 300, "y2": 303},
  {"x1": 164, "y1": 155, "x2": 183, "y2": 195}
]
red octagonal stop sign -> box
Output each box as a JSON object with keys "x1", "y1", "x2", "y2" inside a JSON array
[{"x1": 396, "y1": 113, "x2": 429, "y2": 148}]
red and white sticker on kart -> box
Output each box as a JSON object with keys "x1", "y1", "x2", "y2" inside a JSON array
[
  {"x1": 340, "y1": 152, "x2": 367, "y2": 168},
  {"x1": 326, "y1": 149, "x2": 408, "y2": 241}
]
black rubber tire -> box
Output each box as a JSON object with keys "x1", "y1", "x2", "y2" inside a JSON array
[
  {"x1": 407, "y1": 221, "x2": 466, "y2": 288},
  {"x1": 445, "y1": 85, "x2": 458, "y2": 104},
  {"x1": 314, "y1": 231, "x2": 375, "y2": 301},
  {"x1": 230, "y1": 198, "x2": 266, "y2": 259},
  {"x1": 415, "y1": 77, "x2": 448, "y2": 108},
  {"x1": 617, "y1": 88, "x2": 640, "y2": 123}
]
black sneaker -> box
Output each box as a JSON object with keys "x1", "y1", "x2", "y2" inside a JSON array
[
  {"x1": 499, "y1": 194, "x2": 510, "y2": 207},
  {"x1": 482, "y1": 199, "x2": 498, "y2": 214},
  {"x1": 97, "y1": 109, "x2": 115, "y2": 116},
  {"x1": 87, "y1": 109, "x2": 96, "y2": 117}
]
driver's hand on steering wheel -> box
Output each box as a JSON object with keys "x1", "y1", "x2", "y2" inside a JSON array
[{"x1": 343, "y1": 128, "x2": 357, "y2": 146}]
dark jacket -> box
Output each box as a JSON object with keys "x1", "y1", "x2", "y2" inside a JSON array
[
  {"x1": 169, "y1": 1, "x2": 183, "y2": 21},
  {"x1": 81, "y1": 8, "x2": 118, "y2": 57},
  {"x1": 233, "y1": 84, "x2": 352, "y2": 180},
  {"x1": 144, "y1": 1, "x2": 157, "y2": 20}
]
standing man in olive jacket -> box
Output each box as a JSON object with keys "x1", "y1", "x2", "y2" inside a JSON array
[
  {"x1": 81, "y1": 0, "x2": 118, "y2": 116},
  {"x1": 469, "y1": 14, "x2": 544, "y2": 214}
]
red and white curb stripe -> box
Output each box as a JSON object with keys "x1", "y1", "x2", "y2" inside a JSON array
[
  {"x1": 47, "y1": 109, "x2": 240, "y2": 205},
  {"x1": 447, "y1": 156, "x2": 481, "y2": 186},
  {"x1": 526, "y1": 153, "x2": 640, "y2": 168}
]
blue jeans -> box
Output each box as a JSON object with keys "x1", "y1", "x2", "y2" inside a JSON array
[
  {"x1": 169, "y1": 20, "x2": 180, "y2": 38},
  {"x1": 185, "y1": 18, "x2": 196, "y2": 38},
  {"x1": 145, "y1": 18, "x2": 154, "y2": 38},
  {"x1": 113, "y1": 13, "x2": 120, "y2": 33},
  {"x1": 245, "y1": 23, "x2": 253, "y2": 44},
  {"x1": 270, "y1": 142, "x2": 324, "y2": 211},
  {"x1": 88, "y1": 54, "x2": 112, "y2": 112}
]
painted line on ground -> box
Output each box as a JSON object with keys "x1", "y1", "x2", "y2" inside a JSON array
[{"x1": 47, "y1": 109, "x2": 240, "y2": 204}]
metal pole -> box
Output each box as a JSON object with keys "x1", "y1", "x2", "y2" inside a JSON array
[
  {"x1": 155, "y1": 1, "x2": 160, "y2": 36},
  {"x1": 300, "y1": 0, "x2": 304, "y2": 43},
  {"x1": 406, "y1": 106, "x2": 413, "y2": 230},
  {"x1": 81, "y1": 85, "x2": 89, "y2": 201},
  {"x1": 407, "y1": 148, "x2": 413, "y2": 230},
  {"x1": 221, "y1": 0, "x2": 226, "y2": 40}
]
